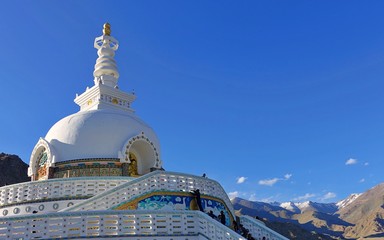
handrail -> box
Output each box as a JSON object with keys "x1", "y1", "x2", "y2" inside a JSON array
[
  {"x1": 62, "y1": 170, "x2": 236, "y2": 217},
  {"x1": 0, "y1": 177, "x2": 132, "y2": 207},
  {"x1": 0, "y1": 210, "x2": 246, "y2": 240}
]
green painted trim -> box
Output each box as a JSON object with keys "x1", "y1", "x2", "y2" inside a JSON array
[{"x1": 55, "y1": 158, "x2": 120, "y2": 166}]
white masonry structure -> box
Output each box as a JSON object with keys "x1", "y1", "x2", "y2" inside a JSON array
[{"x1": 0, "y1": 23, "x2": 289, "y2": 240}]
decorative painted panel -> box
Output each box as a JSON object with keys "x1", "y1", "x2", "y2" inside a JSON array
[
  {"x1": 53, "y1": 163, "x2": 123, "y2": 178},
  {"x1": 114, "y1": 191, "x2": 233, "y2": 227}
]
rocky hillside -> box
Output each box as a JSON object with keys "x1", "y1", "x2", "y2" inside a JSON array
[
  {"x1": 232, "y1": 183, "x2": 384, "y2": 239},
  {"x1": 232, "y1": 198, "x2": 338, "y2": 239},
  {"x1": 0, "y1": 153, "x2": 30, "y2": 186},
  {"x1": 338, "y1": 183, "x2": 384, "y2": 239},
  {"x1": 263, "y1": 220, "x2": 334, "y2": 240}
]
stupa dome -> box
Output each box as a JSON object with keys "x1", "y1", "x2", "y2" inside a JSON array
[{"x1": 45, "y1": 109, "x2": 160, "y2": 163}]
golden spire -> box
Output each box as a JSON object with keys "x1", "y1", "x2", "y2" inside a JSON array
[{"x1": 103, "y1": 23, "x2": 111, "y2": 36}]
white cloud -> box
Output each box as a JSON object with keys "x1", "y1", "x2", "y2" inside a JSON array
[
  {"x1": 259, "y1": 196, "x2": 275, "y2": 203},
  {"x1": 248, "y1": 193, "x2": 257, "y2": 201},
  {"x1": 259, "y1": 173, "x2": 292, "y2": 186},
  {"x1": 359, "y1": 178, "x2": 365, "y2": 183},
  {"x1": 258, "y1": 178, "x2": 279, "y2": 186},
  {"x1": 364, "y1": 162, "x2": 369, "y2": 166},
  {"x1": 293, "y1": 193, "x2": 315, "y2": 201},
  {"x1": 321, "y1": 192, "x2": 336, "y2": 200},
  {"x1": 236, "y1": 176, "x2": 247, "y2": 184},
  {"x1": 284, "y1": 174, "x2": 292, "y2": 180},
  {"x1": 228, "y1": 191, "x2": 239, "y2": 200},
  {"x1": 345, "y1": 158, "x2": 358, "y2": 165}
]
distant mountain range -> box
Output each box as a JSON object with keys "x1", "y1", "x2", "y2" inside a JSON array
[{"x1": 232, "y1": 183, "x2": 384, "y2": 239}]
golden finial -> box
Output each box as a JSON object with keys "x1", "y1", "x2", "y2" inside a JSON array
[{"x1": 103, "y1": 23, "x2": 111, "y2": 36}]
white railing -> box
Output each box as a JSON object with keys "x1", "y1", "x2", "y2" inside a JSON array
[
  {"x1": 0, "y1": 210, "x2": 245, "y2": 240},
  {"x1": 63, "y1": 171, "x2": 235, "y2": 217},
  {"x1": 240, "y1": 215, "x2": 289, "y2": 240},
  {"x1": 0, "y1": 177, "x2": 132, "y2": 206}
]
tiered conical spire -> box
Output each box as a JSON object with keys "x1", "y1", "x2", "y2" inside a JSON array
[
  {"x1": 93, "y1": 23, "x2": 120, "y2": 87},
  {"x1": 74, "y1": 23, "x2": 135, "y2": 112}
]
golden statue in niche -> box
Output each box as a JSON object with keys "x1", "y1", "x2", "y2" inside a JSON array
[{"x1": 128, "y1": 152, "x2": 139, "y2": 177}]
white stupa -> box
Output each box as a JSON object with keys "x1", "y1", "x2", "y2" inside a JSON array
[
  {"x1": 28, "y1": 23, "x2": 162, "y2": 181},
  {"x1": 0, "y1": 24, "x2": 288, "y2": 240}
]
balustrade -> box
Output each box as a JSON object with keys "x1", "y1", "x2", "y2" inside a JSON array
[
  {"x1": 0, "y1": 177, "x2": 131, "y2": 207},
  {"x1": 65, "y1": 171, "x2": 235, "y2": 217},
  {"x1": 0, "y1": 210, "x2": 245, "y2": 240}
]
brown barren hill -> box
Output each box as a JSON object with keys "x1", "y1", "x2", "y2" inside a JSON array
[{"x1": 338, "y1": 183, "x2": 384, "y2": 239}]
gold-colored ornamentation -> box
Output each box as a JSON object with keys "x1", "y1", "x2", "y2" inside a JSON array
[
  {"x1": 128, "y1": 153, "x2": 139, "y2": 177},
  {"x1": 115, "y1": 201, "x2": 137, "y2": 210},
  {"x1": 87, "y1": 99, "x2": 92, "y2": 105},
  {"x1": 103, "y1": 23, "x2": 111, "y2": 36},
  {"x1": 189, "y1": 198, "x2": 199, "y2": 210},
  {"x1": 100, "y1": 168, "x2": 108, "y2": 176},
  {"x1": 37, "y1": 165, "x2": 47, "y2": 179},
  {"x1": 112, "y1": 98, "x2": 118, "y2": 104}
]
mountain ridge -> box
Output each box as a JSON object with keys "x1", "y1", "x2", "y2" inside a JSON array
[{"x1": 232, "y1": 182, "x2": 384, "y2": 239}]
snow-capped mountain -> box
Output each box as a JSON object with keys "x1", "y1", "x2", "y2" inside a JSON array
[
  {"x1": 279, "y1": 201, "x2": 300, "y2": 213},
  {"x1": 278, "y1": 201, "x2": 338, "y2": 214},
  {"x1": 231, "y1": 183, "x2": 384, "y2": 240},
  {"x1": 232, "y1": 193, "x2": 363, "y2": 215},
  {"x1": 276, "y1": 193, "x2": 362, "y2": 214},
  {"x1": 296, "y1": 201, "x2": 338, "y2": 214},
  {"x1": 336, "y1": 193, "x2": 361, "y2": 209}
]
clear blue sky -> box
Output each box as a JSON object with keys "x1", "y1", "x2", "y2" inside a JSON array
[{"x1": 1, "y1": 1, "x2": 383, "y2": 203}]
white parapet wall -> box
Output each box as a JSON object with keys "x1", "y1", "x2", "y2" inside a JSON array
[
  {"x1": 0, "y1": 172, "x2": 290, "y2": 239},
  {"x1": 0, "y1": 210, "x2": 246, "y2": 240},
  {"x1": 0, "y1": 171, "x2": 234, "y2": 218},
  {"x1": 0, "y1": 177, "x2": 132, "y2": 217},
  {"x1": 63, "y1": 171, "x2": 236, "y2": 218}
]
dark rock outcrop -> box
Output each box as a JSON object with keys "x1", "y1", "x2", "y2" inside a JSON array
[{"x1": 0, "y1": 153, "x2": 30, "y2": 187}]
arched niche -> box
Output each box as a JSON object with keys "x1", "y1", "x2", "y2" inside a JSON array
[
  {"x1": 121, "y1": 133, "x2": 162, "y2": 176},
  {"x1": 28, "y1": 138, "x2": 55, "y2": 181}
]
